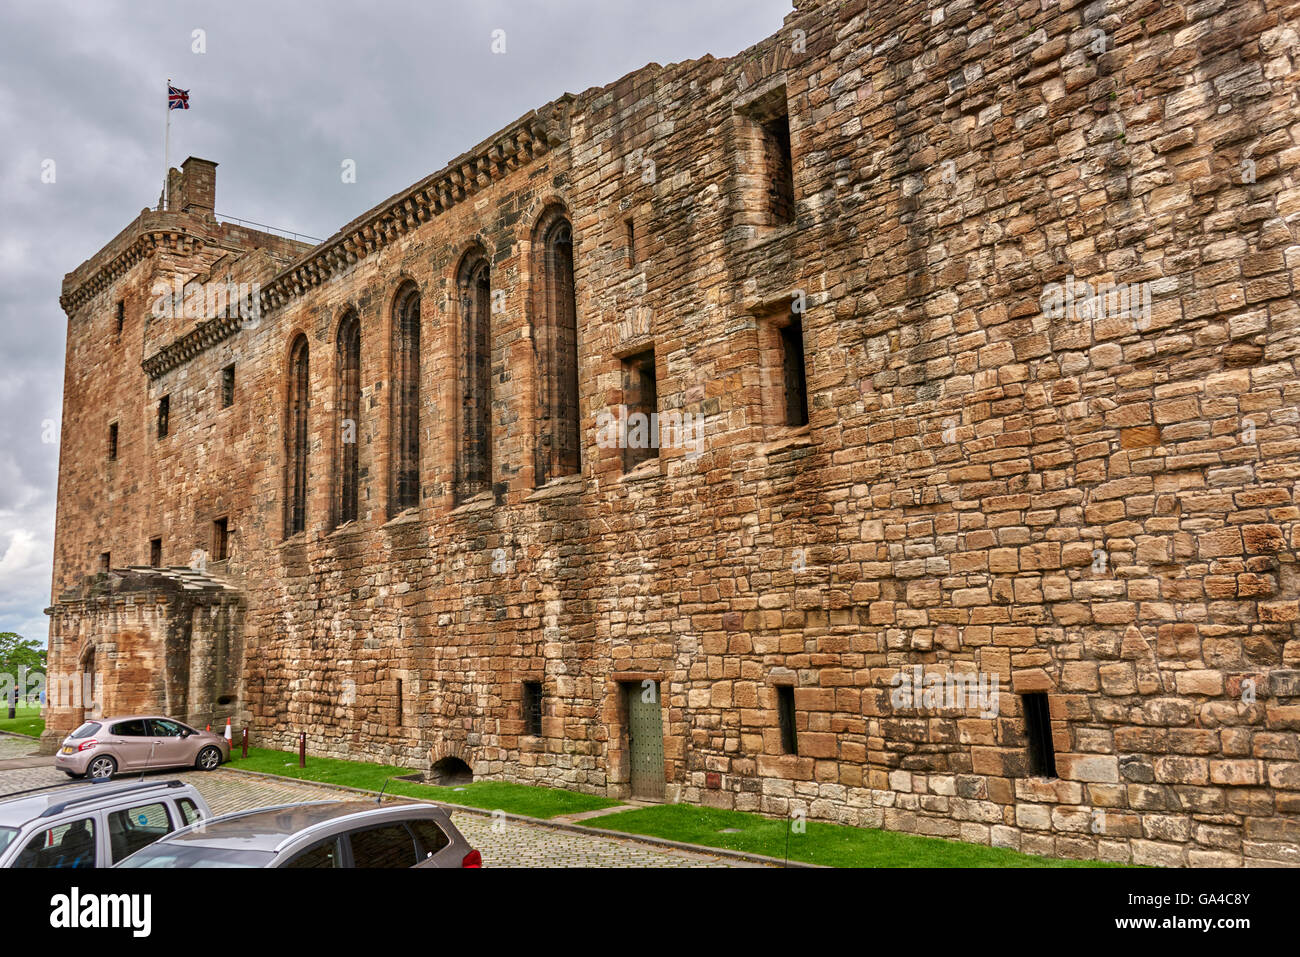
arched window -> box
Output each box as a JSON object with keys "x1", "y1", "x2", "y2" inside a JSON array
[
  {"x1": 457, "y1": 250, "x2": 493, "y2": 502},
  {"x1": 533, "y1": 209, "x2": 580, "y2": 485},
  {"x1": 390, "y1": 284, "x2": 421, "y2": 515},
  {"x1": 335, "y1": 311, "x2": 361, "y2": 526},
  {"x1": 285, "y1": 334, "x2": 310, "y2": 536}
]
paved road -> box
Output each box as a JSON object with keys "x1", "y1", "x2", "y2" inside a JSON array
[{"x1": 0, "y1": 735, "x2": 758, "y2": 868}]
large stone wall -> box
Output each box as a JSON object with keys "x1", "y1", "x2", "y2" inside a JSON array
[{"x1": 51, "y1": 0, "x2": 1300, "y2": 865}]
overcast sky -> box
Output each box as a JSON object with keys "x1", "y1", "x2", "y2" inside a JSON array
[{"x1": 0, "y1": 0, "x2": 792, "y2": 644}]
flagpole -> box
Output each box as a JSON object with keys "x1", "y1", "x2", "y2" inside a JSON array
[{"x1": 162, "y1": 78, "x2": 171, "y2": 211}]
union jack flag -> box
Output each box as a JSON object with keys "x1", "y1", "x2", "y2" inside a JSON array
[{"x1": 168, "y1": 85, "x2": 190, "y2": 110}]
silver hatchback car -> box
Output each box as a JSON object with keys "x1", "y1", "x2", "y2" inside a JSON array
[
  {"x1": 116, "y1": 799, "x2": 481, "y2": 868},
  {"x1": 54, "y1": 715, "x2": 231, "y2": 780}
]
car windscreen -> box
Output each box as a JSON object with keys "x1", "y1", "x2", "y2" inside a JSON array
[
  {"x1": 116, "y1": 844, "x2": 274, "y2": 868},
  {"x1": 69, "y1": 722, "x2": 100, "y2": 739},
  {"x1": 0, "y1": 826, "x2": 18, "y2": 855}
]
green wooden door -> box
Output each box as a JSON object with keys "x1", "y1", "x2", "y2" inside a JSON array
[{"x1": 626, "y1": 681, "x2": 665, "y2": 800}]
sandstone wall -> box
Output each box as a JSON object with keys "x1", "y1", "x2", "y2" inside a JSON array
[{"x1": 52, "y1": 0, "x2": 1300, "y2": 865}]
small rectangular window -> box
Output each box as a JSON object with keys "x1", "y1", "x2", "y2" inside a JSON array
[
  {"x1": 212, "y1": 518, "x2": 228, "y2": 561},
  {"x1": 739, "y1": 88, "x2": 797, "y2": 229},
  {"x1": 1022, "y1": 692, "x2": 1057, "y2": 778},
  {"x1": 760, "y1": 112, "x2": 795, "y2": 225},
  {"x1": 99, "y1": 552, "x2": 110, "y2": 574},
  {"x1": 776, "y1": 685, "x2": 798, "y2": 754},
  {"x1": 621, "y1": 349, "x2": 658, "y2": 472},
  {"x1": 625, "y1": 217, "x2": 636, "y2": 267},
  {"x1": 115, "y1": 300, "x2": 125, "y2": 338},
  {"x1": 149, "y1": 538, "x2": 161, "y2": 567},
  {"x1": 157, "y1": 395, "x2": 170, "y2": 439},
  {"x1": 780, "y1": 316, "x2": 809, "y2": 427},
  {"x1": 522, "y1": 681, "x2": 543, "y2": 737},
  {"x1": 221, "y1": 364, "x2": 235, "y2": 408},
  {"x1": 107, "y1": 422, "x2": 118, "y2": 461}
]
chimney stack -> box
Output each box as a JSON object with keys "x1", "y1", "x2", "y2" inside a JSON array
[{"x1": 179, "y1": 157, "x2": 217, "y2": 215}]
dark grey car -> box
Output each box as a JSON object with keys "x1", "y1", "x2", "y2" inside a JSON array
[{"x1": 114, "y1": 799, "x2": 481, "y2": 868}]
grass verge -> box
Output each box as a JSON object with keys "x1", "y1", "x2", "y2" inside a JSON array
[
  {"x1": 585, "y1": 803, "x2": 1125, "y2": 868},
  {"x1": 0, "y1": 705, "x2": 43, "y2": 738},
  {"x1": 227, "y1": 747, "x2": 619, "y2": 819}
]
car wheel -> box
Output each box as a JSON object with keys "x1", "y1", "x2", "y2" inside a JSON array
[
  {"x1": 196, "y1": 746, "x2": 222, "y2": 771},
  {"x1": 87, "y1": 755, "x2": 117, "y2": 780}
]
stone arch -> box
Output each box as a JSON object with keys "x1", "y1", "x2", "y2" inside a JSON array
[{"x1": 428, "y1": 740, "x2": 476, "y2": 784}]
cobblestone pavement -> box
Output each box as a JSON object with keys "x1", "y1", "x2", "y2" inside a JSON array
[
  {"x1": 0, "y1": 755, "x2": 759, "y2": 867},
  {"x1": 0, "y1": 735, "x2": 43, "y2": 760}
]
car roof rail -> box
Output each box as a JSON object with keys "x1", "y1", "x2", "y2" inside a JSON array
[
  {"x1": 37, "y1": 779, "x2": 188, "y2": 818},
  {"x1": 0, "y1": 780, "x2": 87, "y2": 803}
]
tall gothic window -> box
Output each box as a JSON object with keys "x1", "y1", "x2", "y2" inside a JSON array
[
  {"x1": 285, "y1": 334, "x2": 310, "y2": 536},
  {"x1": 391, "y1": 284, "x2": 421, "y2": 515},
  {"x1": 335, "y1": 311, "x2": 361, "y2": 527},
  {"x1": 533, "y1": 209, "x2": 580, "y2": 485},
  {"x1": 457, "y1": 250, "x2": 493, "y2": 502}
]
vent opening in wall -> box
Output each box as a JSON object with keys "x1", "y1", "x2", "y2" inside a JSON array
[
  {"x1": 522, "y1": 681, "x2": 542, "y2": 737},
  {"x1": 430, "y1": 757, "x2": 472, "y2": 786},
  {"x1": 1022, "y1": 692, "x2": 1056, "y2": 778},
  {"x1": 216, "y1": 695, "x2": 233, "y2": 706},
  {"x1": 777, "y1": 684, "x2": 798, "y2": 755}
]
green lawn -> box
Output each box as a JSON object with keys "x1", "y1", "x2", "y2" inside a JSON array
[
  {"x1": 228, "y1": 747, "x2": 619, "y2": 819},
  {"x1": 585, "y1": 804, "x2": 1123, "y2": 868},
  {"x1": 228, "y1": 747, "x2": 1125, "y2": 868},
  {"x1": 0, "y1": 704, "x2": 43, "y2": 738}
]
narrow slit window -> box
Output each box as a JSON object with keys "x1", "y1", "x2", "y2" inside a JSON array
[
  {"x1": 390, "y1": 285, "x2": 421, "y2": 515},
  {"x1": 285, "y1": 335, "x2": 309, "y2": 537},
  {"x1": 221, "y1": 364, "x2": 235, "y2": 408},
  {"x1": 157, "y1": 395, "x2": 170, "y2": 439},
  {"x1": 149, "y1": 538, "x2": 161, "y2": 567},
  {"x1": 107, "y1": 422, "x2": 118, "y2": 461},
  {"x1": 1022, "y1": 693, "x2": 1057, "y2": 778},
  {"x1": 523, "y1": 681, "x2": 543, "y2": 737},
  {"x1": 780, "y1": 316, "x2": 809, "y2": 427},
  {"x1": 456, "y1": 253, "x2": 493, "y2": 502},
  {"x1": 212, "y1": 518, "x2": 228, "y2": 561},
  {"x1": 115, "y1": 300, "x2": 124, "y2": 338},
  {"x1": 625, "y1": 217, "x2": 636, "y2": 267},
  {"x1": 395, "y1": 679, "x2": 404, "y2": 727},
  {"x1": 777, "y1": 685, "x2": 798, "y2": 755},
  {"x1": 621, "y1": 349, "x2": 658, "y2": 472},
  {"x1": 335, "y1": 312, "x2": 361, "y2": 527}
]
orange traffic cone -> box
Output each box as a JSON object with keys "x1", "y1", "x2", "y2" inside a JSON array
[
  {"x1": 223, "y1": 718, "x2": 232, "y2": 743},
  {"x1": 205, "y1": 723, "x2": 211, "y2": 731}
]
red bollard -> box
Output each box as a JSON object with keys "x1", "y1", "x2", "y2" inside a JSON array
[
  {"x1": 241, "y1": 727, "x2": 248, "y2": 759},
  {"x1": 298, "y1": 731, "x2": 306, "y2": 768}
]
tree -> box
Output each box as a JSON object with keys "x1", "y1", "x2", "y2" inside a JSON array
[{"x1": 0, "y1": 633, "x2": 46, "y2": 707}]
